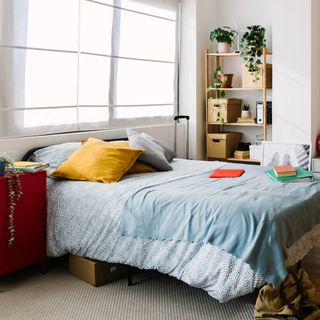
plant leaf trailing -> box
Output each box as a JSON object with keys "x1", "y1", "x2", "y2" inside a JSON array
[
  {"x1": 213, "y1": 66, "x2": 225, "y2": 98},
  {"x1": 0, "y1": 153, "x2": 23, "y2": 247},
  {"x1": 209, "y1": 26, "x2": 237, "y2": 45},
  {"x1": 208, "y1": 98, "x2": 224, "y2": 123},
  {"x1": 7, "y1": 169, "x2": 23, "y2": 247},
  {"x1": 240, "y1": 25, "x2": 266, "y2": 81}
]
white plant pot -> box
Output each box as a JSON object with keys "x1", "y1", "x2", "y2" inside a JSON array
[
  {"x1": 241, "y1": 110, "x2": 251, "y2": 118},
  {"x1": 218, "y1": 42, "x2": 231, "y2": 53}
]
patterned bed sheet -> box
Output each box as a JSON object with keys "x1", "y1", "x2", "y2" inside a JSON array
[{"x1": 46, "y1": 159, "x2": 320, "y2": 302}]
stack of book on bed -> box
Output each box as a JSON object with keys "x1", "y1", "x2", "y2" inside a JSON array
[
  {"x1": 266, "y1": 165, "x2": 314, "y2": 182},
  {"x1": 11, "y1": 161, "x2": 49, "y2": 173}
]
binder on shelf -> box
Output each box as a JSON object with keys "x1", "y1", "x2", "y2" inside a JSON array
[
  {"x1": 256, "y1": 101, "x2": 272, "y2": 125},
  {"x1": 256, "y1": 102, "x2": 264, "y2": 124}
]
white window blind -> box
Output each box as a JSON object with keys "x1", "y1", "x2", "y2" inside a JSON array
[{"x1": 0, "y1": 0, "x2": 179, "y2": 138}]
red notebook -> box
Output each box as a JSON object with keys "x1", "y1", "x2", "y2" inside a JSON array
[{"x1": 209, "y1": 169, "x2": 245, "y2": 178}]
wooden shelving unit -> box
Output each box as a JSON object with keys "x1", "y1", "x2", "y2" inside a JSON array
[{"x1": 205, "y1": 48, "x2": 272, "y2": 164}]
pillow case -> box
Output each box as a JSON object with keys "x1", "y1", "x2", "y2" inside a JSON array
[
  {"x1": 52, "y1": 138, "x2": 144, "y2": 183},
  {"x1": 126, "y1": 129, "x2": 172, "y2": 171},
  {"x1": 81, "y1": 139, "x2": 156, "y2": 174},
  {"x1": 141, "y1": 132, "x2": 176, "y2": 162},
  {"x1": 32, "y1": 142, "x2": 81, "y2": 168},
  {"x1": 104, "y1": 141, "x2": 156, "y2": 174}
]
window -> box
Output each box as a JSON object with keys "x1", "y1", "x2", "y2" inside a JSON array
[{"x1": 0, "y1": 0, "x2": 179, "y2": 138}]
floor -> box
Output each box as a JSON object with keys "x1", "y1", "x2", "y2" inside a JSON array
[{"x1": 0, "y1": 248, "x2": 319, "y2": 320}]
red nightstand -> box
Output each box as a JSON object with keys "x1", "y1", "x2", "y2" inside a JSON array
[{"x1": 0, "y1": 171, "x2": 47, "y2": 276}]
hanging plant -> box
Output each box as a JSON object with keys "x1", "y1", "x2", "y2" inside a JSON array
[
  {"x1": 240, "y1": 25, "x2": 266, "y2": 81},
  {"x1": 7, "y1": 170, "x2": 23, "y2": 246},
  {"x1": 0, "y1": 153, "x2": 23, "y2": 246}
]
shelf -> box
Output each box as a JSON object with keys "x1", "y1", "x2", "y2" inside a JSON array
[
  {"x1": 208, "y1": 87, "x2": 264, "y2": 91},
  {"x1": 226, "y1": 157, "x2": 261, "y2": 164},
  {"x1": 207, "y1": 122, "x2": 263, "y2": 127},
  {"x1": 207, "y1": 52, "x2": 241, "y2": 57},
  {"x1": 206, "y1": 51, "x2": 272, "y2": 57}
]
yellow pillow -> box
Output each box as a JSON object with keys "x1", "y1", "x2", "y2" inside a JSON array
[
  {"x1": 52, "y1": 138, "x2": 144, "y2": 183},
  {"x1": 105, "y1": 141, "x2": 156, "y2": 174},
  {"x1": 80, "y1": 139, "x2": 156, "y2": 174}
]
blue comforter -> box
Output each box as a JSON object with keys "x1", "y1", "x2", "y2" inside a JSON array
[{"x1": 120, "y1": 163, "x2": 320, "y2": 286}]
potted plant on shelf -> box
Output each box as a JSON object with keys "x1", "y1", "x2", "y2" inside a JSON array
[
  {"x1": 241, "y1": 103, "x2": 251, "y2": 118},
  {"x1": 240, "y1": 25, "x2": 266, "y2": 82},
  {"x1": 209, "y1": 26, "x2": 237, "y2": 53},
  {"x1": 213, "y1": 66, "x2": 234, "y2": 98}
]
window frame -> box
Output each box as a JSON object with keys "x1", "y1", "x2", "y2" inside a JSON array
[{"x1": 0, "y1": 0, "x2": 180, "y2": 139}]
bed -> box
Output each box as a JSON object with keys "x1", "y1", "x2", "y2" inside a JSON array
[{"x1": 26, "y1": 143, "x2": 320, "y2": 303}]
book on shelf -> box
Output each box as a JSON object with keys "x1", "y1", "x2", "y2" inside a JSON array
[
  {"x1": 273, "y1": 165, "x2": 296, "y2": 177},
  {"x1": 237, "y1": 117, "x2": 256, "y2": 124},
  {"x1": 266, "y1": 167, "x2": 314, "y2": 183},
  {"x1": 11, "y1": 161, "x2": 49, "y2": 173},
  {"x1": 234, "y1": 150, "x2": 250, "y2": 159}
]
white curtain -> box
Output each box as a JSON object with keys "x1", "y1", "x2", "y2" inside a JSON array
[
  {"x1": 0, "y1": 0, "x2": 179, "y2": 138},
  {"x1": 0, "y1": 0, "x2": 29, "y2": 137}
]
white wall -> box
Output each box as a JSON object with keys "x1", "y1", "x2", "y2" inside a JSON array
[
  {"x1": 195, "y1": 0, "x2": 218, "y2": 160},
  {"x1": 179, "y1": 0, "x2": 197, "y2": 159},
  {"x1": 272, "y1": 0, "x2": 312, "y2": 145},
  {"x1": 179, "y1": 0, "x2": 217, "y2": 160},
  {"x1": 311, "y1": 0, "x2": 320, "y2": 156}
]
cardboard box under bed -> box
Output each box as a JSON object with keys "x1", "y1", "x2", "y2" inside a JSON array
[{"x1": 69, "y1": 254, "x2": 130, "y2": 286}]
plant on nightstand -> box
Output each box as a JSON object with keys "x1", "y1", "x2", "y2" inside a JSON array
[
  {"x1": 241, "y1": 103, "x2": 251, "y2": 118},
  {"x1": 209, "y1": 26, "x2": 237, "y2": 53},
  {"x1": 0, "y1": 153, "x2": 12, "y2": 176},
  {"x1": 240, "y1": 25, "x2": 266, "y2": 81},
  {"x1": 0, "y1": 152, "x2": 23, "y2": 246}
]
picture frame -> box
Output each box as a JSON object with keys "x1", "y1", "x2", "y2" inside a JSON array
[{"x1": 261, "y1": 142, "x2": 312, "y2": 170}]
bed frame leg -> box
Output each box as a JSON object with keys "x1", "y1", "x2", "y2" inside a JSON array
[{"x1": 128, "y1": 266, "x2": 134, "y2": 286}]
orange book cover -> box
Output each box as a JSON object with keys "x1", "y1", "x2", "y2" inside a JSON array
[
  {"x1": 273, "y1": 165, "x2": 296, "y2": 177},
  {"x1": 209, "y1": 169, "x2": 245, "y2": 178}
]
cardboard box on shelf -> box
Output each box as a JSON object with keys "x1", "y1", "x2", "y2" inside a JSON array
[
  {"x1": 208, "y1": 98, "x2": 242, "y2": 124},
  {"x1": 207, "y1": 132, "x2": 242, "y2": 159},
  {"x1": 68, "y1": 254, "x2": 130, "y2": 287},
  {"x1": 242, "y1": 64, "x2": 272, "y2": 89}
]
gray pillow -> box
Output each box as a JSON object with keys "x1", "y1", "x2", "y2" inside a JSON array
[
  {"x1": 127, "y1": 129, "x2": 172, "y2": 171},
  {"x1": 32, "y1": 142, "x2": 81, "y2": 169},
  {"x1": 141, "y1": 132, "x2": 176, "y2": 162}
]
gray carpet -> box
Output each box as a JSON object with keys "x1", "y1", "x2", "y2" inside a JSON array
[{"x1": 0, "y1": 258, "x2": 257, "y2": 320}]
